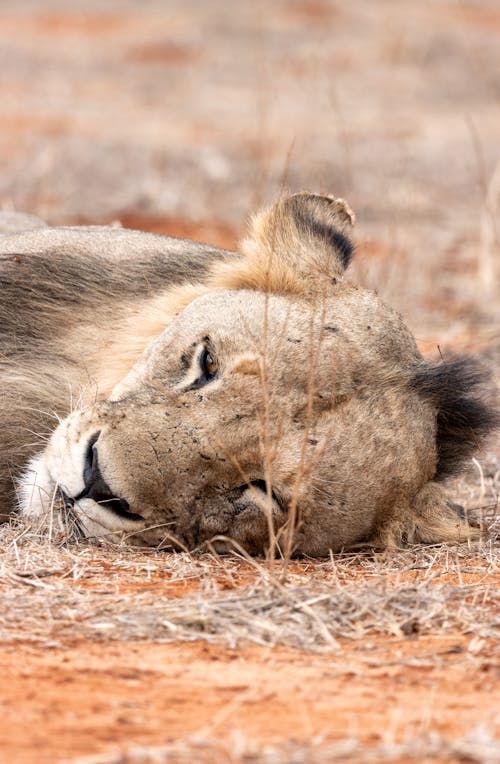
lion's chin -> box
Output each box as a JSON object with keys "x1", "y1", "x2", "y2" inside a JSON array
[
  {"x1": 71, "y1": 498, "x2": 147, "y2": 542},
  {"x1": 17, "y1": 454, "x2": 55, "y2": 518}
]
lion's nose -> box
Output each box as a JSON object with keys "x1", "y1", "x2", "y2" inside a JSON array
[
  {"x1": 75, "y1": 432, "x2": 133, "y2": 518},
  {"x1": 82, "y1": 431, "x2": 101, "y2": 488}
]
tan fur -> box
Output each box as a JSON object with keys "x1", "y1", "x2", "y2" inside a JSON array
[
  {"x1": 210, "y1": 194, "x2": 355, "y2": 296},
  {"x1": 75, "y1": 195, "x2": 355, "y2": 397},
  {"x1": 85, "y1": 283, "x2": 214, "y2": 397},
  {"x1": 374, "y1": 483, "x2": 482, "y2": 547},
  {"x1": 1, "y1": 194, "x2": 495, "y2": 553}
]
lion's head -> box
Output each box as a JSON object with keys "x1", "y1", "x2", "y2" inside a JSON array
[{"x1": 17, "y1": 194, "x2": 496, "y2": 554}]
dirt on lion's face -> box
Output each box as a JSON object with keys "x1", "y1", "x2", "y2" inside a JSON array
[{"x1": 7, "y1": 194, "x2": 497, "y2": 554}]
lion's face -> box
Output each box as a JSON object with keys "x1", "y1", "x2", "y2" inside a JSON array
[
  {"x1": 37, "y1": 289, "x2": 311, "y2": 552},
  {"x1": 20, "y1": 193, "x2": 460, "y2": 555},
  {"x1": 21, "y1": 282, "x2": 434, "y2": 555}
]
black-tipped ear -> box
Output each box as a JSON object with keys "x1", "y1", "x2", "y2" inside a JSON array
[
  {"x1": 287, "y1": 193, "x2": 355, "y2": 271},
  {"x1": 238, "y1": 192, "x2": 356, "y2": 295}
]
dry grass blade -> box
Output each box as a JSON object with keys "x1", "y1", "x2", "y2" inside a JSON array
[
  {"x1": 68, "y1": 729, "x2": 500, "y2": 764},
  {"x1": 0, "y1": 509, "x2": 499, "y2": 650}
]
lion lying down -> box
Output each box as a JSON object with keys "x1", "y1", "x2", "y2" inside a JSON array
[{"x1": 0, "y1": 194, "x2": 496, "y2": 555}]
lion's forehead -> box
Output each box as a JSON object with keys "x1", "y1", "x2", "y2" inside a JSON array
[
  {"x1": 110, "y1": 284, "x2": 418, "y2": 401},
  {"x1": 174, "y1": 288, "x2": 309, "y2": 335},
  {"x1": 146, "y1": 285, "x2": 414, "y2": 364}
]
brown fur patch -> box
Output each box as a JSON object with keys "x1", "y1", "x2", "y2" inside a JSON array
[{"x1": 231, "y1": 355, "x2": 261, "y2": 377}]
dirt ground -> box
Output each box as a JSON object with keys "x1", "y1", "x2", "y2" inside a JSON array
[
  {"x1": 0, "y1": 1, "x2": 499, "y2": 762},
  {"x1": 1, "y1": 637, "x2": 498, "y2": 763},
  {"x1": 0, "y1": 540, "x2": 499, "y2": 764},
  {"x1": 1, "y1": 521, "x2": 499, "y2": 763}
]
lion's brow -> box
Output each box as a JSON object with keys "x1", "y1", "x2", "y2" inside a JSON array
[{"x1": 232, "y1": 356, "x2": 260, "y2": 376}]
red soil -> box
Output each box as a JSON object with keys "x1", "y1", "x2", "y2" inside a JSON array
[{"x1": 1, "y1": 635, "x2": 498, "y2": 764}]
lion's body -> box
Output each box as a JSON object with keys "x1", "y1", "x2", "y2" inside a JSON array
[{"x1": 1, "y1": 196, "x2": 496, "y2": 554}]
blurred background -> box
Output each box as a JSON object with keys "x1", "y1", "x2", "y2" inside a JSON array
[{"x1": 0, "y1": 0, "x2": 498, "y2": 358}]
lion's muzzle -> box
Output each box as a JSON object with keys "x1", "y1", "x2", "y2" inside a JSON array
[{"x1": 72, "y1": 431, "x2": 144, "y2": 522}]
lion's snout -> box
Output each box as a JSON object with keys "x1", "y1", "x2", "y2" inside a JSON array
[
  {"x1": 38, "y1": 400, "x2": 292, "y2": 553},
  {"x1": 72, "y1": 431, "x2": 143, "y2": 522}
]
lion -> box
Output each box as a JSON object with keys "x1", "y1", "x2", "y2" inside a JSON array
[{"x1": 0, "y1": 194, "x2": 497, "y2": 555}]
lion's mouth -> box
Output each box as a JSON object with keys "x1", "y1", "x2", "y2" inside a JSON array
[
  {"x1": 61, "y1": 431, "x2": 145, "y2": 523},
  {"x1": 60, "y1": 489, "x2": 145, "y2": 523},
  {"x1": 243, "y1": 480, "x2": 286, "y2": 514}
]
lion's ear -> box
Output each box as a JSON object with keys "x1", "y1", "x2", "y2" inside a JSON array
[{"x1": 239, "y1": 193, "x2": 355, "y2": 294}]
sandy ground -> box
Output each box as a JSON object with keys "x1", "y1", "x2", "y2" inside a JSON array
[
  {"x1": 1, "y1": 537, "x2": 499, "y2": 763},
  {"x1": 1, "y1": 637, "x2": 498, "y2": 763},
  {"x1": 0, "y1": 1, "x2": 499, "y2": 762}
]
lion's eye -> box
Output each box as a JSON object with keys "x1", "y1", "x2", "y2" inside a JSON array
[
  {"x1": 183, "y1": 344, "x2": 219, "y2": 391},
  {"x1": 200, "y1": 348, "x2": 218, "y2": 380}
]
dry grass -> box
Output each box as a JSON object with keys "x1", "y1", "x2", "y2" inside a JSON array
[
  {"x1": 0, "y1": 541, "x2": 498, "y2": 650},
  {"x1": 69, "y1": 730, "x2": 500, "y2": 764},
  {"x1": 1, "y1": 449, "x2": 498, "y2": 652}
]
